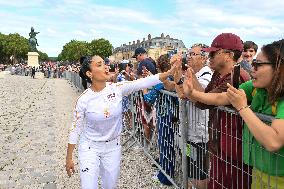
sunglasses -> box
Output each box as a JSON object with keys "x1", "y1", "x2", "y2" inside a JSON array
[
  {"x1": 208, "y1": 51, "x2": 229, "y2": 59},
  {"x1": 251, "y1": 59, "x2": 272, "y2": 71}
]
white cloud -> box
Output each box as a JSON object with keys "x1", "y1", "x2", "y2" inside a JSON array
[
  {"x1": 1, "y1": 0, "x2": 284, "y2": 56},
  {"x1": 0, "y1": 0, "x2": 45, "y2": 7},
  {"x1": 173, "y1": 0, "x2": 284, "y2": 42}
]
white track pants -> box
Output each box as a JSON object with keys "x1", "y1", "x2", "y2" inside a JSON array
[{"x1": 78, "y1": 136, "x2": 121, "y2": 189}]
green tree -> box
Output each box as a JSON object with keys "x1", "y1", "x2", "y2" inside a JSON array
[
  {"x1": 0, "y1": 32, "x2": 49, "y2": 64},
  {"x1": 38, "y1": 51, "x2": 49, "y2": 61},
  {"x1": 89, "y1": 38, "x2": 113, "y2": 59},
  {"x1": 1, "y1": 33, "x2": 30, "y2": 64},
  {"x1": 60, "y1": 40, "x2": 91, "y2": 62},
  {"x1": 0, "y1": 33, "x2": 7, "y2": 63},
  {"x1": 57, "y1": 53, "x2": 63, "y2": 61}
]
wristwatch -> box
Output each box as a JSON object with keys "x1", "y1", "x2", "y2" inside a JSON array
[{"x1": 176, "y1": 77, "x2": 184, "y2": 85}]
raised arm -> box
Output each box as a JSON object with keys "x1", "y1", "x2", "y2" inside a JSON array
[
  {"x1": 183, "y1": 68, "x2": 230, "y2": 106},
  {"x1": 119, "y1": 65, "x2": 175, "y2": 96}
]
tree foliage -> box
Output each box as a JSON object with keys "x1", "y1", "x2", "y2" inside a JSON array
[
  {"x1": 59, "y1": 40, "x2": 91, "y2": 62},
  {"x1": 38, "y1": 51, "x2": 49, "y2": 61},
  {"x1": 58, "y1": 38, "x2": 113, "y2": 61},
  {"x1": 89, "y1": 38, "x2": 113, "y2": 59},
  {"x1": 0, "y1": 33, "x2": 49, "y2": 64}
]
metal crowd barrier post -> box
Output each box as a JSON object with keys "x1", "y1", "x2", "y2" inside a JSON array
[
  {"x1": 63, "y1": 71, "x2": 84, "y2": 92},
  {"x1": 179, "y1": 99, "x2": 188, "y2": 189}
]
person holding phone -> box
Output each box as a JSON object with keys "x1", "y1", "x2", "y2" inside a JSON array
[
  {"x1": 182, "y1": 39, "x2": 284, "y2": 189},
  {"x1": 175, "y1": 33, "x2": 250, "y2": 189}
]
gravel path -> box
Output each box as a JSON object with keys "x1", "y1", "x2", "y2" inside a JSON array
[{"x1": 0, "y1": 74, "x2": 174, "y2": 189}]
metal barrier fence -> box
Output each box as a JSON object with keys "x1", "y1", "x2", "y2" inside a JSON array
[
  {"x1": 64, "y1": 71, "x2": 85, "y2": 91},
  {"x1": 63, "y1": 71, "x2": 284, "y2": 189},
  {"x1": 123, "y1": 89, "x2": 187, "y2": 188}
]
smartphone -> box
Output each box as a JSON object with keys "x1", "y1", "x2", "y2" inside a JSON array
[
  {"x1": 232, "y1": 64, "x2": 241, "y2": 88},
  {"x1": 167, "y1": 51, "x2": 174, "y2": 59},
  {"x1": 167, "y1": 49, "x2": 178, "y2": 59},
  {"x1": 109, "y1": 64, "x2": 116, "y2": 72}
]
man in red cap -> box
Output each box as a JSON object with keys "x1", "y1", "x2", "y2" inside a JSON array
[{"x1": 178, "y1": 33, "x2": 251, "y2": 189}]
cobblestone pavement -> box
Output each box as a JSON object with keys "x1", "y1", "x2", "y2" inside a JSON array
[{"x1": 0, "y1": 74, "x2": 174, "y2": 189}]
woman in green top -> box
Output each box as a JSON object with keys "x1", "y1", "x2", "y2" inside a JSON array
[{"x1": 182, "y1": 39, "x2": 284, "y2": 188}]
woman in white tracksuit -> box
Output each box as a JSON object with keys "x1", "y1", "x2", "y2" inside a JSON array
[{"x1": 65, "y1": 55, "x2": 174, "y2": 189}]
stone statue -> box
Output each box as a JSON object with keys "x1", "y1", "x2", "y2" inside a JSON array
[{"x1": 28, "y1": 27, "x2": 40, "y2": 52}]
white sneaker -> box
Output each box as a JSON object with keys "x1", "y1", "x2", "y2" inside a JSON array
[{"x1": 151, "y1": 171, "x2": 160, "y2": 184}]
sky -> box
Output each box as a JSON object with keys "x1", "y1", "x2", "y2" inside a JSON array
[{"x1": 1, "y1": 0, "x2": 284, "y2": 57}]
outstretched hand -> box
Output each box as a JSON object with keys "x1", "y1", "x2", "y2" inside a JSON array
[
  {"x1": 142, "y1": 66, "x2": 152, "y2": 77},
  {"x1": 170, "y1": 54, "x2": 183, "y2": 83},
  {"x1": 159, "y1": 63, "x2": 177, "y2": 82},
  {"x1": 182, "y1": 68, "x2": 194, "y2": 97},
  {"x1": 170, "y1": 54, "x2": 182, "y2": 69},
  {"x1": 226, "y1": 83, "x2": 247, "y2": 110}
]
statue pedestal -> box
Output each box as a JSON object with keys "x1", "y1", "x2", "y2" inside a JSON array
[{"x1": 27, "y1": 52, "x2": 39, "y2": 68}]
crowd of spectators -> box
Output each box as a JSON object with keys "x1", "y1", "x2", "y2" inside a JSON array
[{"x1": 3, "y1": 32, "x2": 284, "y2": 189}]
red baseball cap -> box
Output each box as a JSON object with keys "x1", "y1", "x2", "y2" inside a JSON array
[{"x1": 202, "y1": 33, "x2": 243, "y2": 52}]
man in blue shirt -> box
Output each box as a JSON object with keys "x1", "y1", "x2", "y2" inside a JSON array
[{"x1": 132, "y1": 47, "x2": 157, "y2": 77}]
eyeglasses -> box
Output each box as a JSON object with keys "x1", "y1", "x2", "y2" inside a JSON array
[
  {"x1": 187, "y1": 52, "x2": 201, "y2": 57},
  {"x1": 245, "y1": 49, "x2": 256, "y2": 53},
  {"x1": 191, "y1": 43, "x2": 209, "y2": 49},
  {"x1": 251, "y1": 59, "x2": 272, "y2": 71}
]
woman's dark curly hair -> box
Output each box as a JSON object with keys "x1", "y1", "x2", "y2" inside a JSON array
[
  {"x1": 262, "y1": 39, "x2": 284, "y2": 103},
  {"x1": 80, "y1": 56, "x2": 93, "y2": 83}
]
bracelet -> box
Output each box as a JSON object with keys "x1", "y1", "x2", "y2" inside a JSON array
[{"x1": 237, "y1": 105, "x2": 250, "y2": 112}]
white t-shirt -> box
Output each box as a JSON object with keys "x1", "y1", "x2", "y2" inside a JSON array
[
  {"x1": 69, "y1": 74, "x2": 161, "y2": 144},
  {"x1": 187, "y1": 66, "x2": 212, "y2": 143}
]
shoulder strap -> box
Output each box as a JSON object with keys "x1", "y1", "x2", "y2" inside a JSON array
[
  {"x1": 252, "y1": 88, "x2": 257, "y2": 97},
  {"x1": 272, "y1": 101, "x2": 278, "y2": 116},
  {"x1": 199, "y1": 71, "x2": 211, "y2": 78}
]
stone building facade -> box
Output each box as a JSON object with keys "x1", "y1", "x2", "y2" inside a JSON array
[{"x1": 113, "y1": 33, "x2": 186, "y2": 61}]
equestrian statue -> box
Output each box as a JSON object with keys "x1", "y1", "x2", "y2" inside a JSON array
[{"x1": 28, "y1": 27, "x2": 40, "y2": 52}]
